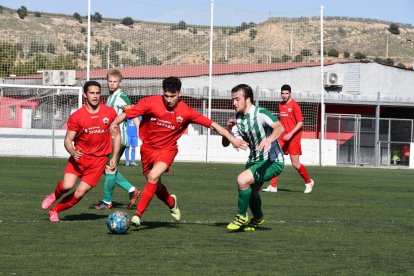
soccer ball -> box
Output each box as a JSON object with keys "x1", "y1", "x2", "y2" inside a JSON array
[{"x1": 106, "y1": 211, "x2": 131, "y2": 234}]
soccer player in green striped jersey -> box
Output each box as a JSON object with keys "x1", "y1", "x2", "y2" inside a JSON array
[
  {"x1": 93, "y1": 69, "x2": 140, "y2": 210},
  {"x1": 222, "y1": 84, "x2": 285, "y2": 231}
]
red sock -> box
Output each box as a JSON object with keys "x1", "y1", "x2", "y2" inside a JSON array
[
  {"x1": 135, "y1": 181, "x2": 157, "y2": 217},
  {"x1": 51, "y1": 192, "x2": 80, "y2": 213},
  {"x1": 54, "y1": 180, "x2": 66, "y2": 200},
  {"x1": 270, "y1": 177, "x2": 278, "y2": 188},
  {"x1": 297, "y1": 164, "x2": 311, "y2": 183},
  {"x1": 156, "y1": 184, "x2": 174, "y2": 208}
]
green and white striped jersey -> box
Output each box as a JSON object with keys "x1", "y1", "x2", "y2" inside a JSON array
[
  {"x1": 106, "y1": 89, "x2": 131, "y2": 146},
  {"x1": 232, "y1": 105, "x2": 284, "y2": 164}
]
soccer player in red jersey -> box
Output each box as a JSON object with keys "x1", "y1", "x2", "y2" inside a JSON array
[
  {"x1": 110, "y1": 76, "x2": 248, "y2": 227},
  {"x1": 41, "y1": 81, "x2": 121, "y2": 222},
  {"x1": 262, "y1": 84, "x2": 315, "y2": 193}
]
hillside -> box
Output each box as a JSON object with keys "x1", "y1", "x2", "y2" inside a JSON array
[{"x1": 0, "y1": 6, "x2": 413, "y2": 76}]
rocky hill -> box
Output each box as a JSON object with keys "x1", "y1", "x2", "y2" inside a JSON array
[{"x1": 0, "y1": 5, "x2": 413, "y2": 75}]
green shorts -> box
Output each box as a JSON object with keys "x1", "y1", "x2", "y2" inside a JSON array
[
  {"x1": 246, "y1": 160, "x2": 284, "y2": 186},
  {"x1": 107, "y1": 144, "x2": 127, "y2": 165}
]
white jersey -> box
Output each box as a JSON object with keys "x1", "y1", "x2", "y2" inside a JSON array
[
  {"x1": 106, "y1": 89, "x2": 131, "y2": 146},
  {"x1": 231, "y1": 105, "x2": 284, "y2": 164}
]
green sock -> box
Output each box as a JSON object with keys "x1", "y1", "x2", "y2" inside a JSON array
[
  {"x1": 249, "y1": 194, "x2": 263, "y2": 219},
  {"x1": 115, "y1": 171, "x2": 134, "y2": 192},
  {"x1": 237, "y1": 187, "x2": 251, "y2": 216},
  {"x1": 103, "y1": 174, "x2": 116, "y2": 203}
]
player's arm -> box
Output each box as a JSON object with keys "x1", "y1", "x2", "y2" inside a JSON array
[
  {"x1": 259, "y1": 121, "x2": 284, "y2": 152},
  {"x1": 132, "y1": 117, "x2": 140, "y2": 136},
  {"x1": 211, "y1": 121, "x2": 248, "y2": 150},
  {"x1": 222, "y1": 117, "x2": 236, "y2": 147},
  {"x1": 109, "y1": 126, "x2": 122, "y2": 169},
  {"x1": 284, "y1": 121, "x2": 303, "y2": 141},
  {"x1": 64, "y1": 130, "x2": 83, "y2": 160},
  {"x1": 110, "y1": 112, "x2": 127, "y2": 137},
  {"x1": 283, "y1": 103, "x2": 304, "y2": 141}
]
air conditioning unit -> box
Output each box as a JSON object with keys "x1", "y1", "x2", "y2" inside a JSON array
[
  {"x1": 323, "y1": 72, "x2": 344, "y2": 87},
  {"x1": 42, "y1": 70, "x2": 76, "y2": 86}
]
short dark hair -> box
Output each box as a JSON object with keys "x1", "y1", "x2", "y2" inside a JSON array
[
  {"x1": 281, "y1": 84, "x2": 291, "y2": 92},
  {"x1": 162, "y1": 77, "x2": 181, "y2": 92},
  {"x1": 83, "y1": 80, "x2": 101, "y2": 93},
  {"x1": 231, "y1": 84, "x2": 254, "y2": 103}
]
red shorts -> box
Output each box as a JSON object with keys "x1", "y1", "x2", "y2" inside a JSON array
[
  {"x1": 278, "y1": 134, "x2": 302, "y2": 155},
  {"x1": 140, "y1": 144, "x2": 178, "y2": 175},
  {"x1": 64, "y1": 154, "x2": 108, "y2": 187}
]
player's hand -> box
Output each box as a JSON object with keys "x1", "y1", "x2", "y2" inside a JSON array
[
  {"x1": 231, "y1": 137, "x2": 249, "y2": 151},
  {"x1": 282, "y1": 133, "x2": 292, "y2": 142},
  {"x1": 258, "y1": 139, "x2": 271, "y2": 152},
  {"x1": 110, "y1": 123, "x2": 119, "y2": 137},
  {"x1": 72, "y1": 148, "x2": 83, "y2": 161},
  {"x1": 109, "y1": 158, "x2": 117, "y2": 171},
  {"x1": 226, "y1": 117, "x2": 236, "y2": 130}
]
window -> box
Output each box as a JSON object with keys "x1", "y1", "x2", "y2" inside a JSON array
[{"x1": 9, "y1": 106, "x2": 16, "y2": 119}]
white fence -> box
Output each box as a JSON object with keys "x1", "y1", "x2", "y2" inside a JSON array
[{"x1": 0, "y1": 128, "x2": 337, "y2": 166}]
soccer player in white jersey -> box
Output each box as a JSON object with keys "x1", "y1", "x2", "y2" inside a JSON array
[
  {"x1": 222, "y1": 84, "x2": 285, "y2": 231},
  {"x1": 93, "y1": 69, "x2": 140, "y2": 210}
]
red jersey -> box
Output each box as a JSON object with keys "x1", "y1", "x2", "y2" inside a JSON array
[
  {"x1": 278, "y1": 99, "x2": 304, "y2": 139},
  {"x1": 66, "y1": 104, "x2": 117, "y2": 156},
  {"x1": 125, "y1": 95, "x2": 212, "y2": 150}
]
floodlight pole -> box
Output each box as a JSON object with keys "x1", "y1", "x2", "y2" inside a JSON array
[
  {"x1": 86, "y1": 0, "x2": 91, "y2": 81},
  {"x1": 319, "y1": 5, "x2": 325, "y2": 166},
  {"x1": 206, "y1": 0, "x2": 214, "y2": 163},
  {"x1": 375, "y1": 92, "x2": 380, "y2": 167}
]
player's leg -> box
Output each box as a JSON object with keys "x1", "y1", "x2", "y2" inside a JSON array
[
  {"x1": 114, "y1": 144, "x2": 137, "y2": 194},
  {"x1": 290, "y1": 154, "x2": 314, "y2": 193},
  {"x1": 245, "y1": 185, "x2": 266, "y2": 231},
  {"x1": 263, "y1": 139, "x2": 285, "y2": 192},
  {"x1": 49, "y1": 181, "x2": 93, "y2": 222},
  {"x1": 93, "y1": 165, "x2": 116, "y2": 209},
  {"x1": 246, "y1": 161, "x2": 284, "y2": 230},
  {"x1": 124, "y1": 146, "x2": 130, "y2": 166},
  {"x1": 227, "y1": 168, "x2": 254, "y2": 231},
  {"x1": 130, "y1": 145, "x2": 137, "y2": 166},
  {"x1": 262, "y1": 176, "x2": 278, "y2": 192},
  {"x1": 52, "y1": 157, "x2": 106, "y2": 222},
  {"x1": 41, "y1": 159, "x2": 80, "y2": 209},
  {"x1": 155, "y1": 178, "x2": 180, "y2": 220}
]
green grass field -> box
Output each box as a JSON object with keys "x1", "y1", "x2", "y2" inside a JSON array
[{"x1": 1, "y1": 157, "x2": 413, "y2": 274}]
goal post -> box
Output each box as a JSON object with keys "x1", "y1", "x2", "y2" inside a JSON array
[{"x1": 0, "y1": 84, "x2": 82, "y2": 157}]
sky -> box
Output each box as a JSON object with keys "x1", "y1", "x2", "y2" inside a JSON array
[{"x1": 1, "y1": 0, "x2": 413, "y2": 26}]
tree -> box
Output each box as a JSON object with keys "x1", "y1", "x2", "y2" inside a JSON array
[
  {"x1": 17, "y1": 6, "x2": 28, "y2": 19},
  {"x1": 249, "y1": 29, "x2": 257, "y2": 40},
  {"x1": 34, "y1": 12, "x2": 41, "y2": 17},
  {"x1": 178, "y1": 21, "x2": 187, "y2": 30},
  {"x1": 388, "y1": 23, "x2": 400, "y2": 35},
  {"x1": 91, "y1": 12, "x2": 102, "y2": 23},
  {"x1": 385, "y1": 58, "x2": 394, "y2": 66},
  {"x1": 294, "y1": 55, "x2": 303, "y2": 62},
  {"x1": 73, "y1": 12, "x2": 82, "y2": 23},
  {"x1": 121, "y1": 17, "x2": 134, "y2": 26},
  {"x1": 248, "y1": 47, "x2": 255, "y2": 53},
  {"x1": 46, "y1": 43, "x2": 56, "y2": 54},
  {"x1": 281, "y1": 54, "x2": 291, "y2": 62},
  {"x1": 354, "y1": 52, "x2": 366, "y2": 59},
  {"x1": 300, "y1": 49, "x2": 312, "y2": 56},
  {"x1": 327, "y1": 49, "x2": 339, "y2": 57},
  {"x1": 396, "y1": 63, "x2": 406, "y2": 69},
  {"x1": 343, "y1": 51, "x2": 350, "y2": 58},
  {"x1": 0, "y1": 42, "x2": 18, "y2": 77}
]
